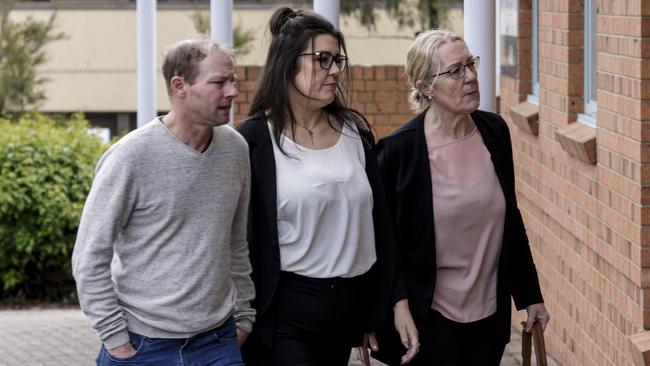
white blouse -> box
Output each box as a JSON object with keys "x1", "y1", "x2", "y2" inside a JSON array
[{"x1": 269, "y1": 122, "x2": 377, "y2": 278}]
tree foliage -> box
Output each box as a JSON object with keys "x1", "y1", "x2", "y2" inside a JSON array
[
  {"x1": 341, "y1": 0, "x2": 456, "y2": 31},
  {"x1": 0, "y1": 113, "x2": 107, "y2": 301},
  {"x1": 0, "y1": 0, "x2": 66, "y2": 114}
]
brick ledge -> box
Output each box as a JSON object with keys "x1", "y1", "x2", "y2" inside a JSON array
[
  {"x1": 509, "y1": 101, "x2": 539, "y2": 135},
  {"x1": 629, "y1": 331, "x2": 650, "y2": 365},
  {"x1": 555, "y1": 122, "x2": 597, "y2": 164}
]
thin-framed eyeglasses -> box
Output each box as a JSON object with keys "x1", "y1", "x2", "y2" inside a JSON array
[
  {"x1": 433, "y1": 55, "x2": 480, "y2": 80},
  {"x1": 298, "y1": 51, "x2": 348, "y2": 72}
]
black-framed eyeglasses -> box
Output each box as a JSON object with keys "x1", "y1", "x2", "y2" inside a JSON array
[
  {"x1": 298, "y1": 51, "x2": 348, "y2": 71},
  {"x1": 433, "y1": 56, "x2": 480, "y2": 80}
]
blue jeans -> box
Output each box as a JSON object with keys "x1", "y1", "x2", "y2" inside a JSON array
[{"x1": 96, "y1": 317, "x2": 244, "y2": 366}]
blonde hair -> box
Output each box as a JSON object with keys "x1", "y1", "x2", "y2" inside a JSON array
[{"x1": 405, "y1": 29, "x2": 464, "y2": 113}]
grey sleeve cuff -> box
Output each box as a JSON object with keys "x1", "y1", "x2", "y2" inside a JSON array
[
  {"x1": 235, "y1": 317, "x2": 253, "y2": 334},
  {"x1": 103, "y1": 330, "x2": 131, "y2": 350}
]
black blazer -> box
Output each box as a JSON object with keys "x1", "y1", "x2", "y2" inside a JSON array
[
  {"x1": 372, "y1": 109, "x2": 544, "y2": 363},
  {"x1": 236, "y1": 114, "x2": 402, "y2": 349}
]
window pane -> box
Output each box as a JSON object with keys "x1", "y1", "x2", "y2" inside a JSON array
[
  {"x1": 584, "y1": 0, "x2": 597, "y2": 118},
  {"x1": 590, "y1": 1, "x2": 597, "y2": 102}
]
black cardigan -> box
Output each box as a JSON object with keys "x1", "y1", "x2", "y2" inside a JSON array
[
  {"x1": 236, "y1": 114, "x2": 402, "y2": 348},
  {"x1": 372, "y1": 109, "x2": 544, "y2": 363}
]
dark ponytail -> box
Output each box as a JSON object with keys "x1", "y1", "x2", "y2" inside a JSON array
[{"x1": 268, "y1": 7, "x2": 296, "y2": 36}]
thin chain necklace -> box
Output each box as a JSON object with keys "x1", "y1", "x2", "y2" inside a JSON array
[{"x1": 294, "y1": 121, "x2": 316, "y2": 144}]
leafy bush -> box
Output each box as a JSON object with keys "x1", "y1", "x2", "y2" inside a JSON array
[{"x1": 0, "y1": 113, "x2": 107, "y2": 301}]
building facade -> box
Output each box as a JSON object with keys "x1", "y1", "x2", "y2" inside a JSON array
[{"x1": 501, "y1": 1, "x2": 650, "y2": 365}]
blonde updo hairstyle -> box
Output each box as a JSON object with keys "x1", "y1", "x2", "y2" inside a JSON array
[{"x1": 406, "y1": 29, "x2": 464, "y2": 113}]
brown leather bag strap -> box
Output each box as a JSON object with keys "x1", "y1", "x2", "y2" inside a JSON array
[
  {"x1": 521, "y1": 321, "x2": 548, "y2": 366},
  {"x1": 522, "y1": 324, "x2": 532, "y2": 366}
]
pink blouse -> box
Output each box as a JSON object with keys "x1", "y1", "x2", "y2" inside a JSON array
[{"x1": 426, "y1": 127, "x2": 506, "y2": 323}]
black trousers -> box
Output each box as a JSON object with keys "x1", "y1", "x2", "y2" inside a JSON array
[
  {"x1": 407, "y1": 309, "x2": 506, "y2": 366},
  {"x1": 243, "y1": 271, "x2": 366, "y2": 366}
]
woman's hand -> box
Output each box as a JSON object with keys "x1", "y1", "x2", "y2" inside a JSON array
[
  {"x1": 394, "y1": 299, "x2": 419, "y2": 364},
  {"x1": 355, "y1": 333, "x2": 378, "y2": 366},
  {"x1": 524, "y1": 302, "x2": 550, "y2": 332}
]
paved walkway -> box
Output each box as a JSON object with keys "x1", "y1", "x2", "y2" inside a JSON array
[{"x1": 0, "y1": 309, "x2": 559, "y2": 366}]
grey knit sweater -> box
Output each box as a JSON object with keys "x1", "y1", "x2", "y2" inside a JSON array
[{"x1": 72, "y1": 119, "x2": 255, "y2": 349}]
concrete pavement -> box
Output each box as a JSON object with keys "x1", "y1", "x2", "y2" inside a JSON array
[
  {"x1": 0, "y1": 308, "x2": 559, "y2": 366},
  {"x1": 0, "y1": 309, "x2": 97, "y2": 366}
]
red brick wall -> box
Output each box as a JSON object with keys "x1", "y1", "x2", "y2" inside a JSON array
[
  {"x1": 233, "y1": 65, "x2": 412, "y2": 137},
  {"x1": 501, "y1": 1, "x2": 650, "y2": 365}
]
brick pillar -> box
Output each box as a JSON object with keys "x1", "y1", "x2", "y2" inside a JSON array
[{"x1": 537, "y1": 0, "x2": 584, "y2": 129}]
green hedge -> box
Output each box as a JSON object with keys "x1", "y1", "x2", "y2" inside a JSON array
[{"x1": 0, "y1": 113, "x2": 107, "y2": 301}]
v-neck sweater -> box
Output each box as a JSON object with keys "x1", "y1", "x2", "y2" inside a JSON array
[{"x1": 73, "y1": 118, "x2": 255, "y2": 349}]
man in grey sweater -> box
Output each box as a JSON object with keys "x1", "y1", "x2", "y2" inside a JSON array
[{"x1": 72, "y1": 40, "x2": 255, "y2": 366}]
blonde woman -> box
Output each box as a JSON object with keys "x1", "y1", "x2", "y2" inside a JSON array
[{"x1": 372, "y1": 29, "x2": 550, "y2": 365}]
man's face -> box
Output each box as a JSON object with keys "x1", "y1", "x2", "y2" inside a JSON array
[{"x1": 185, "y1": 49, "x2": 238, "y2": 126}]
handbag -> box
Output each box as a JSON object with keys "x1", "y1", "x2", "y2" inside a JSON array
[{"x1": 521, "y1": 321, "x2": 548, "y2": 366}]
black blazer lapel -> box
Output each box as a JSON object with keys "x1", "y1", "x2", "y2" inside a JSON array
[
  {"x1": 247, "y1": 121, "x2": 279, "y2": 246},
  {"x1": 471, "y1": 111, "x2": 512, "y2": 208},
  {"x1": 415, "y1": 113, "x2": 436, "y2": 284}
]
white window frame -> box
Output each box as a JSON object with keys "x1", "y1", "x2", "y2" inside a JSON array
[
  {"x1": 526, "y1": 0, "x2": 539, "y2": 105},
  {"x1": 578, "y1": 0, "x2": 597, "y2": 127}
]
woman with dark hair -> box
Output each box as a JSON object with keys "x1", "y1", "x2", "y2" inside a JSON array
[{"x1": 236, "y1": 7, "x2": 418, "y2": 366}]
